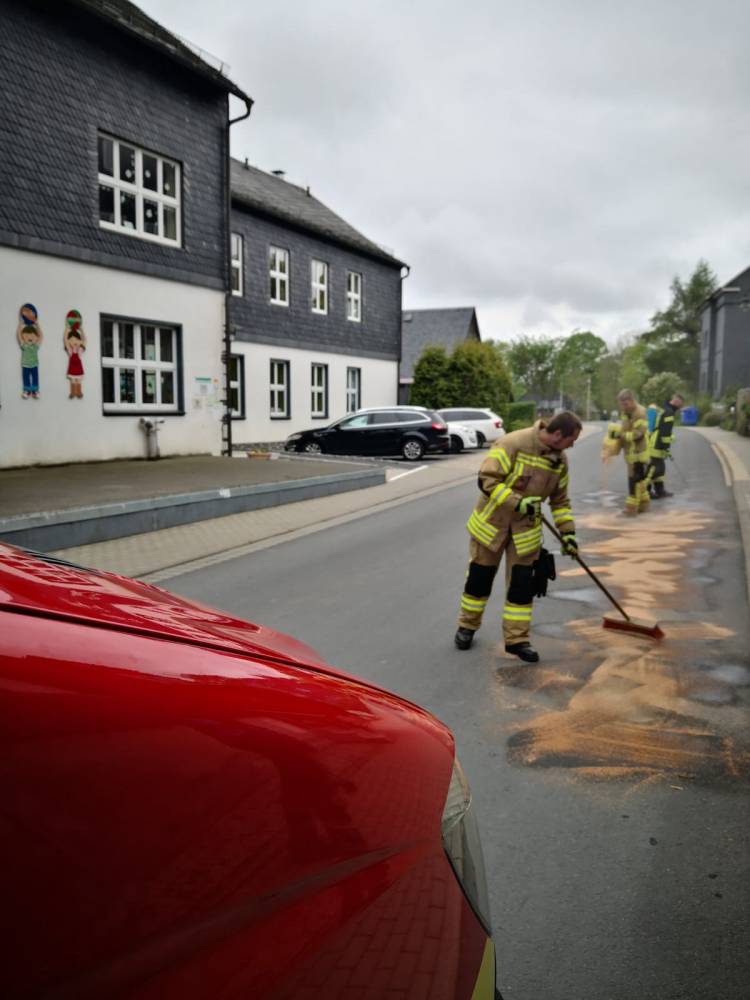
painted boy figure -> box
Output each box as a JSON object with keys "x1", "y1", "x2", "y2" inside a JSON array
[{"x1": 18, "y1": 322, "x2": 43, "y2": 399}]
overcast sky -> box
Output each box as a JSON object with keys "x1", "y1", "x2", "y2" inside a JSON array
[{"x1": 141, "y1": 0, "x2": 750, "y2": 345}]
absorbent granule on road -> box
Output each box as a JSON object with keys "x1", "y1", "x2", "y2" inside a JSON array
[{"x1": 496, "y1": 508, "x2": 750, "y2": 785}]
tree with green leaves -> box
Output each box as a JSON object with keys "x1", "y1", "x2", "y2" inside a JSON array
[
  {"x1": 445, "y1": 340, "x2": 513, "y2": 411},
  {"x1": 641, "y1": 372, "x2": 687, "y2": 405},
  {"x1": 555, "y1": 330, "x2": 608, "y2": 415},
  {"x1": 641, "y1": 259, "x2": 717, "y2": 390},
  {"x1": 410, "y1": 346, "x2": 451, "y2": 409},
  {"x1": 504, "y1": 335, "x2": 562, "y2": 401}
]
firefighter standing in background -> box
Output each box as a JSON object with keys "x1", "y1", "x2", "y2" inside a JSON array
[
  {"x1": 454, "y1": 411, "x2": 581, "y2": 663},
  {"x1": 647, "y1": 393, "x2": 684, "y2": 498},
  {"x1": 603, "y1": 388, "x2": 651, "y2": 516}
]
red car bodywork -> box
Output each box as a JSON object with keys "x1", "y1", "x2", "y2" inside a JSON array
[{"x1": 0, "y1": 544, "x2": 495, "y2": 998}]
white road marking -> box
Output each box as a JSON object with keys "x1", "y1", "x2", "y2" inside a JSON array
[{"x1": 388, "y1": 464, "x2": 428, "y2": 482}]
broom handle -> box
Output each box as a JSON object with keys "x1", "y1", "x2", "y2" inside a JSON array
[{"x1": 540, "y1": 513, "x2": 631, "y2": 623}]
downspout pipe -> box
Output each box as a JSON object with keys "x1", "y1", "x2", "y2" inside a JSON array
[
  {"x1": 223, "y1": 95, "x2": 253, "y2": 456},
  {"x1": 398, "y1": 263, "x2": 411, "y2": 404}
]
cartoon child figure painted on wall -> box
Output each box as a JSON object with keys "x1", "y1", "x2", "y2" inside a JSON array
[
  {"x1": 17, "y1": 303, "x2": 43, "y2": 399},
  {"x1": 64, "y1": 310, "x2": 86, "y2": 399}
]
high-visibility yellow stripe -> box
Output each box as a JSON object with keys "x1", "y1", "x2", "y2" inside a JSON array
[
  {"x1": 488, "y1": 447, "x2": 511, "y2": 472},
  {"x1": 503, "y1": 604, "x2": 532, "y2": 620},
  {"x1": 514, "y1": 524, "x2": 542, "y2": 541},
  {"x1": 467, "y1": 512, "x2": 496, "y2": 545},
  {"x1": 515, "y1": 451, "x2": 561, "y2": 473},
  {"x1": 461, "y1": 595, "x2": 488, "y2": 611},
  {"x1": 551, "y1": 506, "x2": 572, "y2": 522}
]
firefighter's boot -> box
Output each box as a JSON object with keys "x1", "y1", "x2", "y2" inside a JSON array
[
  {"x1": 505, "y1": 642, "x2": 540, "y2": 663},
  {"x1": 454, "y1": 627, "x2": 475, "y2": 650}
]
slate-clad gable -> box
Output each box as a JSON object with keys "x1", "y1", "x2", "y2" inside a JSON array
[
  {"x1": 0, "y1": 0, "x2": 229, "y2": 289},
  {"x1": 230, "y1": 165, "x2": 404, "y2": 362},
  {"x1": 400, "y1": 307, "x2": 481, "y2": 380}
]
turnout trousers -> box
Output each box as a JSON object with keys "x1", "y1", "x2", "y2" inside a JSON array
[
  {"x1": 648, "y1": 456, "x2": 667, "y2": 492},
  {"x1": 625, "y1": 460, "x2": 651, "y2": 515},
  {"x1": 457, "y1": 534, "x2": 538, "y2": 645}
]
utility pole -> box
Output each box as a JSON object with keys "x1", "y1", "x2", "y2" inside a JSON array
[{"x1": 586, "y1": 375, "x2": 591, "y2": 421}]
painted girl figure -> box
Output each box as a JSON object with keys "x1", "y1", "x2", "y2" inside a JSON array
[
  {"x1": 17, "y1": 303, "x2": 43, "y2": 399},
  {"x1": 64, "y1": 310, "x2": 86, "y2": 399}
]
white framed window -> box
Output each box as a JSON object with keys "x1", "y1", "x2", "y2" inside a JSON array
[
  {"x1": 269, "y1": 247, "x2": 289, "y2": 305},
  {"x1": 101, "y1": 318, "x2": 180, "y2": 413},
  {"x1": 228, "y1": 354, "x2": 245, "y2": 418},
  {"x1": 270, "y1": 359, "x2": 290, "y2": 417},
  {"x1": 346, "y1": 271, "x2": 362, "y2": 322},
  {"x1": 231, "y1": 233, "x2": 243, "y2": 296},
  {"x1": 346, "y1": 367, "x2": 361, "y2": 413},
  {"x1": 97, "y1": 134, "x2": 180, "y2": 246},
  {"x1": 311, "y1": 260, "x2": 328, "y2": 314},
  {"x1": 311, "y1": 363, "x2": 328, "y2": 418}
]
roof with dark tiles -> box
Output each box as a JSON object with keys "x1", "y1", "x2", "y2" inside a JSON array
[
  {"x1": 71, "y1": 0, "x2": 252, "y2": 102},
  {"x1": 400, "y1": 307, "x2": 481, "y2": 380},
  {"x1": 230, "y1": 159, "x2": 406, "y2": 268}
]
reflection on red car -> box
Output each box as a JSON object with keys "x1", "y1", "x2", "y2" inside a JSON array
[{"x1": 0, "y1": 544, "x2": 497, "y2": 998}]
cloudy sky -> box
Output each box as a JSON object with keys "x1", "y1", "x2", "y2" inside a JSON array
[{"x1": 141, "y1": 0, "x2": 750, "y2": 345}]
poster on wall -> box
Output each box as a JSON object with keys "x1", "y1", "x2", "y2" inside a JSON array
[
  {"x1": 17, "y1": 303, "x2": 43, "y2": 399},
  {"x1": 64, "y1": 309, "x2": 87, "y2": 399}
]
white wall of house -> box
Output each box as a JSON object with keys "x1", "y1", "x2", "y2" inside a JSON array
[
  {"x1": 229, "y1": 341, "x2": 397, "y2": 443},
  {"x1": 0, "y1": 247, "x2": 224, "y2": 468}
]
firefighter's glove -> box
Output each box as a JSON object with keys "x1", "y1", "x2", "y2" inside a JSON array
[
  {"x1": 607, "y1": 423, "x2": 621, "y2": 440},
  {"x1": 560, "y1": 532, "x2": 578, "y2": 557},
  {"x1": 533, "y1": 548, "x2": 556, "y2": 598},
  {"x1": 516, "y1": 495, "x2": 542, "y2": 518}
]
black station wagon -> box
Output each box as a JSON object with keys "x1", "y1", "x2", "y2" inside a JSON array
[{"x1": 285, "y1": 407, "x2": 450, "y2": 461}]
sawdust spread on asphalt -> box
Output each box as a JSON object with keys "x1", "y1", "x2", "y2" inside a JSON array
[{"x1": 496, "y1": 508, "x2": 750, "y2": 784}]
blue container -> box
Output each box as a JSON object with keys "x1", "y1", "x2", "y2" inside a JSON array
[{"x1": 681, "y1": 405, "x2": 698, "y2": 426}]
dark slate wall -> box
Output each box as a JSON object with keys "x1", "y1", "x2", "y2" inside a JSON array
[
  {"x1": 230, "y1": 206, "x2": 402, "y2": 360},
  {"x1": 721, "y1": 305, "x2": 750, "y2": 395},
  {"x1": 0, "y1": 0, "x2": 228, "y2": 289}
]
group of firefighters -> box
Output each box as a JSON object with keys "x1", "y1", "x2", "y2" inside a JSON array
[{"x1": 454, "y1": 391, "x2": 684, "y2": 663}]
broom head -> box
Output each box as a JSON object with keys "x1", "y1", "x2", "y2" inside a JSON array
[{"x1": 602, "y1": 615, "x2": 664, "y2": 640}]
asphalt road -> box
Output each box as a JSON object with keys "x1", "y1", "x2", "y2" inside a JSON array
[{"x1": 165, "y1": 429, "x2": 750, "y2": 1000}]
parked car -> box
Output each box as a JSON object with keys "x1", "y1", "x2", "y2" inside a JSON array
[
  {"x1": 437, "y1": 408, "x2": 505, "y2": 447},
  {"x1": 447, "y1": 420, "x2": 479, "y2": 453},
  {"x1": 285, "y1": 406, "x2": 450, "y2": 461},
  {"x1": 0, "y1": 543, "x2": 498, "y2": 999}
]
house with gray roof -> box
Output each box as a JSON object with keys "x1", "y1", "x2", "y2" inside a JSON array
[
  {"x1": 399, "y1": 307, "x2": 481, "y2": 403},
  {"x1": 0, "y1": 0, "x2": 252, "y2": 468},
  {"x1": 700, "y1": 265, "x2": 750, "y2": 398},
  {"x1": 228, "y1": 159, "x2": 408, "y2": 443}
]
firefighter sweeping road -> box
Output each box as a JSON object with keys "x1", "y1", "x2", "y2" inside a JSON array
[{"x1": 160, "y1": 427, "x2": 749, "y2": 1000}]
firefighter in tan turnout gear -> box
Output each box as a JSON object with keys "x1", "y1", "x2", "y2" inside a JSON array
[
  {"x1": 603, "y1": 389, "x2": 650, "y2": 515},
  {"x1": 454, "y1": 411, "x2": 582, "y2": 663}
]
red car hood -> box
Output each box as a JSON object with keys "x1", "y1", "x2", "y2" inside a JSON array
[{"x1": 0, "y1": 544, "x2": 331, "y2": 672}]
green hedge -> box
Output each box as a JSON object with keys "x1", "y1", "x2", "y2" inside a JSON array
[{"x1": 499, "y1": 401, "x2": 536, "y2": 432}]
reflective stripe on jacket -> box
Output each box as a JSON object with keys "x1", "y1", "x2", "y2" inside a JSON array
[
  {"x1": 467, "y1": 420, "x2": 575, "y2": 552},
  {"x1": 620, "y1": 403, "x2": 650, "y2": 465}
]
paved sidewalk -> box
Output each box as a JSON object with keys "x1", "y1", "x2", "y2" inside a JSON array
[
  {"x1": 46, "y1": 424, "x2": 606, "y2": 580},
  {"x1": 51, "y1": 451, "x2": 482, "y2": 580},
  {"x1": 689, "y1": 426, "x2": 750, "y2": 607},
  {"x1": 0, "y1": 452, "x2": 386, "y2": 551}
]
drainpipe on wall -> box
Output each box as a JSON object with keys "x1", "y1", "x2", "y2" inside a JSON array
[
  {"x1": 398, "y1": 263, "x2": 411, "y2": 404},
  {"x1": 223, "y1": 94, "x2": 253, "y2": 457}
]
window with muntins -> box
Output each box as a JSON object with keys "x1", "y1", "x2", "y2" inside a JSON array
[
  {"x1": 98, "y1": 134, "x2": 180, "y2": 245},
  {"x1": 229, "y1": 355, "x2": 245, "y2": 418},
  {"x1": 311, "y1": 363, "x2": 328, "y2": 417},
  {"x1": 101, "y1": 318, "x2": 179, "y2": 413},
  {"x1": 346, "y1": 367, "x2": 361, "y2": 412},
  {"x1": 311, "y1": 260, "x2": 328, "y2": 314},
  {"x1": 270, "y1": 247, "x2": 289, "y2": 305},
  {"x1": 231, "y1": 234, "x2": 243, "y2": 296},
  {"x1": 270, "y1": 359, "x2": 290, "y2": 417},
  {"x1": 346, "y1": 271, "x2": 362, "y2": 321}
]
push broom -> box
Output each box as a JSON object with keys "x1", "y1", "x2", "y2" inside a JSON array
[{"x1": 541, "y1": 514, "x2": 664, "y2": 640}]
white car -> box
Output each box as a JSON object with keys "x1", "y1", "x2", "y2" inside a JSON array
[
  {"x1": 437, "y1": 408, "x2": 505, "y2": 447},
  {"x1": 446, "y1": 421, "x2": 479, "y2": 453}
]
